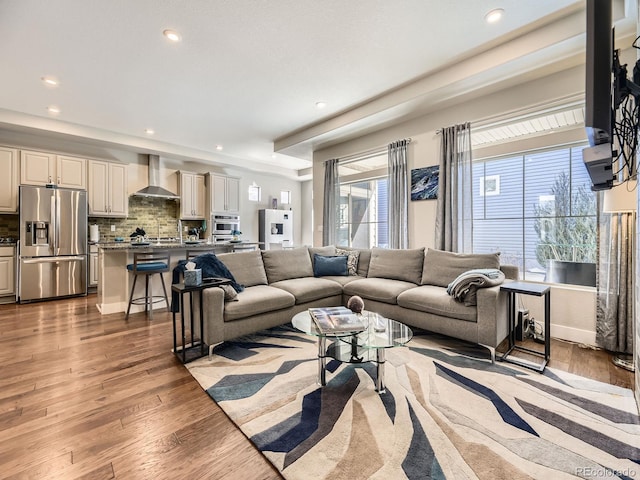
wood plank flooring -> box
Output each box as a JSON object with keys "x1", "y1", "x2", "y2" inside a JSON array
[
  {"x1": 0, "y1": 295, "x2": 634, "y2": 478},
  {"x1": 0, "y1": 295, "x2": 281, "y2": 480}
]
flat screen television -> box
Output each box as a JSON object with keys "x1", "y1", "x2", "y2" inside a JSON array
[{"x1": 583, "y1": 0, "x2": 614, "y2": 190}]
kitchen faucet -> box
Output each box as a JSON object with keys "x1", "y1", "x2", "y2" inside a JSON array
[{"x1": 178, "y1": 219, "x2": 183, "y2": 244}]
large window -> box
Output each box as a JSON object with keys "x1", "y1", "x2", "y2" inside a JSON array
[
  {"x1": 336, "y1": 153, "x2": 388, "y2": 248},
  {"x1": 473, "y1": 145, "x2": 597, "y2": 286}
]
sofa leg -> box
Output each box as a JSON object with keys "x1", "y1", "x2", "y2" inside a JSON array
[
  {"x1": 208, "y1": 342, "x2": 223, "y2": 360},
  {"x1": 480, "y1": 344, "x2": 496, "y2": 364}
]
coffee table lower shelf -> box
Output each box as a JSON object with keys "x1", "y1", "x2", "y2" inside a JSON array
[
  {"x1": 291, "y1": 310, "x2": 413, "y2": 394},
  {"x1": 320, "y1": 336, "x2": 388, "y2": 393}
]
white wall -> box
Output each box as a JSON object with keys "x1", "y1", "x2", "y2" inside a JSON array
[
  {"x1": 311, "y1": 61, "x2": 603, "y2": 345},
  {"x1": 313, "y1": 62, "x2": 590, "y2": 246},
  {"x1": 300, "y1": 179, "x2": 313, "y2": 246},
  {"x1": 155, "y1": 158, "x2": 302, "y2": 244}
]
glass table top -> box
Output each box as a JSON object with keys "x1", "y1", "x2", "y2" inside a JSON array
[{"x1": 292, "y1": 310, "x2": 413, "y2": 349}]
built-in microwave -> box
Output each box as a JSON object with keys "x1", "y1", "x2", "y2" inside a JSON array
[{"x1": 212, "y1": 214, "x2": 240, "y2": 235}]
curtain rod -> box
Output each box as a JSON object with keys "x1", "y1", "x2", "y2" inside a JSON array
[{"x1": 337, "y1": 138, "x2": 412, "y2": 165}]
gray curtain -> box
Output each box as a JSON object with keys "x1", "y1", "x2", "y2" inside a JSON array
[
  {"x1": 435, "y1": 122, "x2": 473, "y2": 252},
  {"x1": 322, "y1": 158, "x2": 340, "y2": 246},
  {"x1": 596, "y1": 209, "x2": 634, "y2": 354},
  {"x1": 388, "y1": 139, "x2": 409, "y2": 249}
]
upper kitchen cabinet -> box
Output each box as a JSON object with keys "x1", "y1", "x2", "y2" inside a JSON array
[
  {"x1": 20, "y1": 150, "x2": 86, "y2": 189},
  {"x1": 208, "y1": 173, "x2": 240, "y2": 214},
  {"x1": 0, "y1": 147, "x2": 18, "y2": 213},
  {"x1": 87, "y1": 160, "x2": 128, "y2": 217},
  {"x1": 56, "y1": 155, "x2": 87, "y2": 189},
  {"x1": 178, "y1": 171, "x2": 206, "y2": 220}
]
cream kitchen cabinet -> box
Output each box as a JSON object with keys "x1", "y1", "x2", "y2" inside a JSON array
[
  {"x1": 178, "y1": 171, "x2": 206, "y2": 219},
  {"x1": 20, "y1": 150, "x2": 87, "y2": 189},
  {"x1": 0, "y1": 147, "x2": 18, "y2": 213},
  {"x1": 0, "y1": 246, "x2": 15, "y2": 299},
  {"x1": 89, "y1": 244, "x2": 99, "y2": 287},
  {"x1": 208, "y1": 173, "x2": 240, "y2": 214},
  {"x1": 88, "y1": 160, "x2": 128, "y2": 217}
]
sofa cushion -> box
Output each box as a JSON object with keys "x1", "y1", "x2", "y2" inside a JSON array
[
  {"x1": 397, "y1": 285, "x2": 477, "y2": 322},
  {"x1": 322, "y1": 275, "x2": 366, "y2": 287},
  {"x1": 313, "y1": 254, "x2": 348, "y2": 276},
  {"x1": 422, "y1": 248, "x2": 500, "y2": 287},
  {"x1": 271, "y1": 277, "x2": 343, "y2": 304},
  {"x1": 309, "y1": 246, "x2": 336, "y2": 267},
  {"x1": 367, "y1": 247, "x2": 425, "y2": 284},
  {"x1": 217, "y1": 250, "x2": 268, "y2": 287},
  {"x1": 343, "y1": 277, "x2": 417, "y2": 305},
  {"x1": 224, "y1": 285, "x2": 295, "y2": 322},
  {"x1": 262, "y1": 247, "x2": 314, "y2": 283},
  {"x1": 336, "y1": 248, "x2": 359, "y2": 275}
]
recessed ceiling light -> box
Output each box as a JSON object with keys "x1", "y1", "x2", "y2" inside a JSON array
[
  {"x1": 271, "y1": 154, "x2": 277, "y2": 159},
  {"x1": 163, "y1": 29, "x2": 181, "y2": 42},
  {"x1": 47, "y1": 105, "x2": 61, "y2": 114},
  {"x1": 41, "y1": 76, "x2": 59, "y2": 87},
  {"x1": 145, "y1": 128, "x2": 155, "y2": 135},
  {"x1": 315, "y1": 101, "x2": 327, "y2": 109},
  {"x1": 216, "y1": 145, "x2": 223, "y2": 151},
  {"x1": 485, "y1": 8, "x2": 504, "y2": 24}
]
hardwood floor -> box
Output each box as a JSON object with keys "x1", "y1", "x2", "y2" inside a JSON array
[
  {"x1": 0, "y1": 295, "x2": 634, "y2": 479},
  {"x1": 0, "y1": 295, "x2": 281, "y2": 480},
  {"x1": 510, "y1": 337, "x2": 635, "y2": 389}
]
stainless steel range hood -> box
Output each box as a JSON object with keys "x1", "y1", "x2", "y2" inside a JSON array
[{"x1": 132, "y1": 154, "x2": 180, "y2": 199}]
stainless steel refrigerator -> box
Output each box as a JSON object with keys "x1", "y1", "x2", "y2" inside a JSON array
[{"x1": 19, "y1": 185, "x2": 87, "y2": 302}]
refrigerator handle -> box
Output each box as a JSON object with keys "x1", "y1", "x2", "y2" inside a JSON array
[
  {"x1": 55, "y1": 192, "x2": 60, "y2": 251},
  {"x1": 50, "y1": 194, "x2": 56, "y2": 253},
  {"x1": 22, "y1": 256, "x2": 86, "y2": 264}
]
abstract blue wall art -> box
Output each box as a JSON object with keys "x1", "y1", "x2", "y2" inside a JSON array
[{"x1": 411, "y1": 166, "x2": 439, "y2": 200}]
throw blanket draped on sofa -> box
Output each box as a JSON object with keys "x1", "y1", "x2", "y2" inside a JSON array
[
  {"x1": 447, "y1": 268, "x2": 505, "y2": 306},
  {"x1": 171, "y1": 253, "x2": 244, "y2": 312}
]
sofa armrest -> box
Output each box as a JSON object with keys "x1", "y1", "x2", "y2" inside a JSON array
[
  {"x1": 500, "y1": 264, "x2": 519, "y2": 280},
  {"x1": 200, "y1": 287, "x2": 226, "y2": 346},
  {"x1": 475, "y1": 284, "x2": 509, "y2": 348}
]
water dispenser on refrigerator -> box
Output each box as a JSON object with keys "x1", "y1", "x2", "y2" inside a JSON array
[{"x1": 25, "y1": 221, "x2": 50, "y2": 246}]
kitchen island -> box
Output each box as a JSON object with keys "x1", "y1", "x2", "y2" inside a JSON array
[{"x1": 96, "y1": 241, "x2": 260, "y2": 315}]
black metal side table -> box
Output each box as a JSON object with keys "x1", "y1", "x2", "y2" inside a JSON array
[
  {"x1": 171, "y1": 278, "x2": 231, "y2": 363},
  {"x1": 499, "y1": 281, "x2": 551, "y2": 373}
]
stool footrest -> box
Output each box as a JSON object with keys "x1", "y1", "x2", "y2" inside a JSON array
[{"x1": 130, "y1": 295, "x2": 167, "y2": 306}]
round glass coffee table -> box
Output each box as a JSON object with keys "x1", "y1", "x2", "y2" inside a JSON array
[{"x1": 292, "y1": 310, "x2": 413, "y2": 393}]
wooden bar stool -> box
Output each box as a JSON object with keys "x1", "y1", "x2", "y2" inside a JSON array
[{"x1": 125, "y1": 250, "x2": 170, "y2": 320}]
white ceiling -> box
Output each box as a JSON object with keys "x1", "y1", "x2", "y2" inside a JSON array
[{"x1": 0, "y1": 0, "x2": 636, "y2": 179}]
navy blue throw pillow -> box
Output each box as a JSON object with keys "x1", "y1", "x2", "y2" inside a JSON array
[{"x1": 313, "y1": 254, "x2": 348, "y2": 277}]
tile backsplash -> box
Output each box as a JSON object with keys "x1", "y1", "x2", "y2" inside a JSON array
[
  {"x1": 89, "y1": 196, "x2": 204, "y2": 242},
  {"x1": 0, "y1": 215, "x2": 19, "y2": 239},
  {"x1": 2, "y1": 197, "x2": 204, "y2": 242}
]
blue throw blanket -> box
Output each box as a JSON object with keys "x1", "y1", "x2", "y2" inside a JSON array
[{"x1": 171, "y1": 253, "x2": 244, "y2": 312}]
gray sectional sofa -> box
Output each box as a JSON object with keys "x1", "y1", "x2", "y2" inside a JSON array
[{"x1": 199, "y1": 246, "x2": 518, "y2": 361}]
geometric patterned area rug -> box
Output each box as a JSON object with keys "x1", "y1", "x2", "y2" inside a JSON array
[{"x1": 186, "y1": 325, "x2": 640, "y2": 480}]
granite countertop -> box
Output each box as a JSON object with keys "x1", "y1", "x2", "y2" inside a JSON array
[
  {"x1": 98, "y1": 241, "x2": 224, "y2": 251},
  {"x1": 98, "y1": 241, "x2": 261, "y2": 251}
]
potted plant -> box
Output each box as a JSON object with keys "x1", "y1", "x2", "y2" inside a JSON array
[{"x1": 231, "y1": 229, "x2": 242, "y2": 242}]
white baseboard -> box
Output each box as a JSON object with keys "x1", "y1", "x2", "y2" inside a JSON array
[{"x1": 550, "y1": 323, "x2": 596, "y2": 347}]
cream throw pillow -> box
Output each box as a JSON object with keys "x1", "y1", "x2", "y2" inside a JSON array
[{"x1": 336, "y1": 248, "x2": 360, "y2": 276}]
